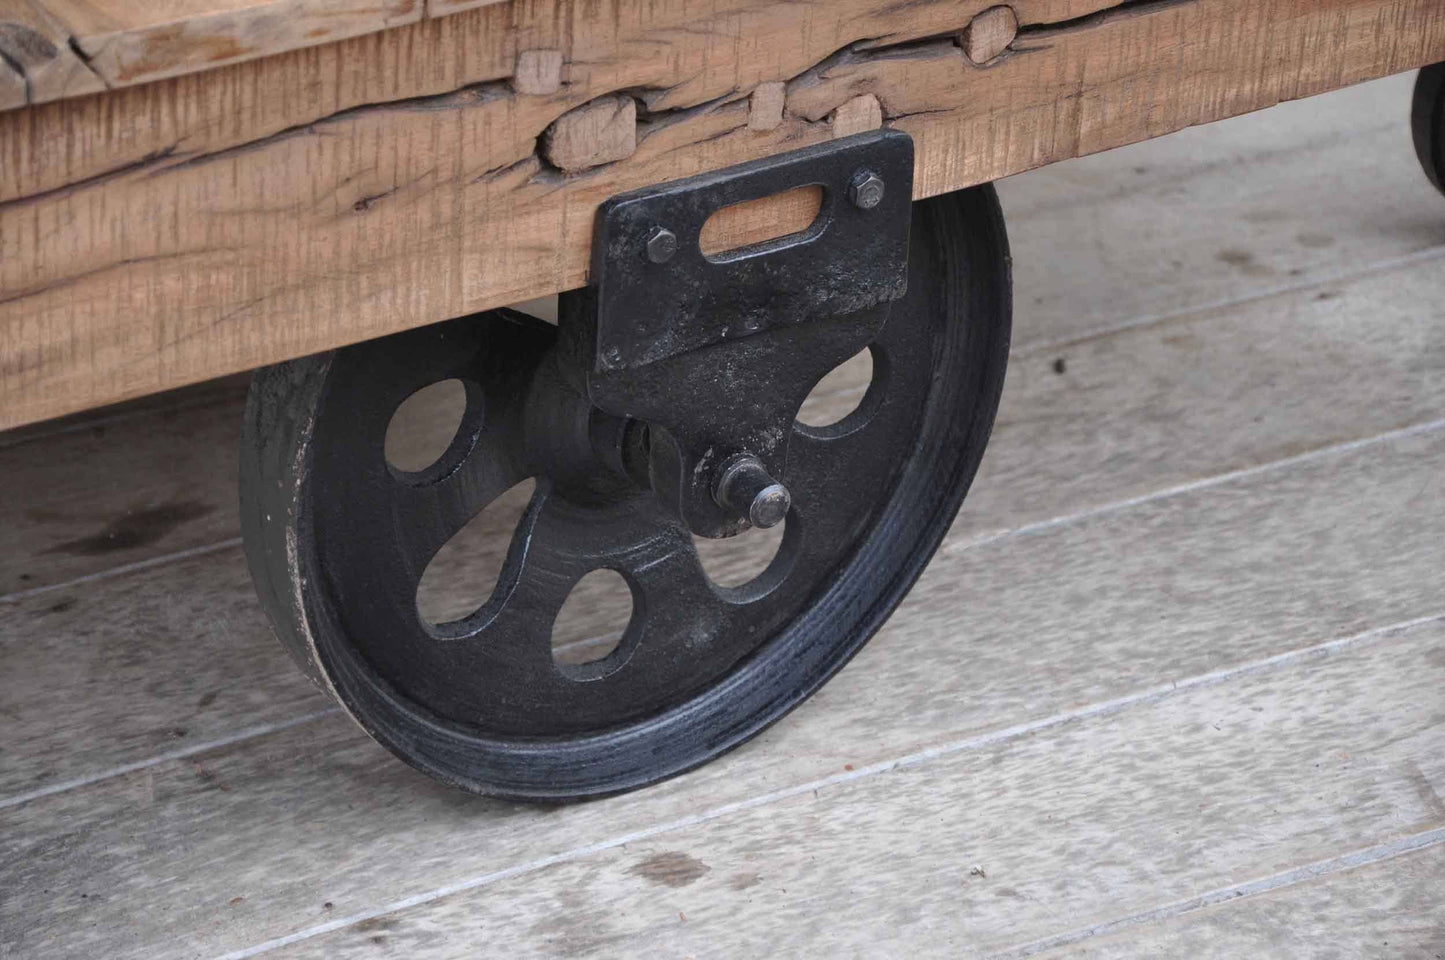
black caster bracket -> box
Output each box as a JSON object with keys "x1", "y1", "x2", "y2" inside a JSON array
[{"x1": 570, "y1": 130, "x2": 915, "y2": 538}]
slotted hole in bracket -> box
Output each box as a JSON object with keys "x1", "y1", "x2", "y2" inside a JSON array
[{"x1": 699, "y1": 185, "x2": 825, "y2": 260}]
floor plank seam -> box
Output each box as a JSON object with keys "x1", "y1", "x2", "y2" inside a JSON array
[
  {"x1": 986, "y1": 825, "x2": 1445, "y2": 958},
  {"x1": 1011, "y1": 243, "x2": 1445, "y2": 358},
  {"x1": 0, "y1": 386, "x2": 249, "y2": 452},
  {"x1": 0, "y1": 707, "x2": 341, "y2": 811},
  {"x1": 949, "y1": 415, "x2": 1445, "y2": 555},
  {"x1": 0, "y1": 536, "x2": 244, "y2": 605},
  {"x1": 208, "y1": 610, "x2": 1445, "y2": 960}
]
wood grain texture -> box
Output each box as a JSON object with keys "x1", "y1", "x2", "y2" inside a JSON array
[
  {"x1": 0, "y1": 0, "x2": 107, "y2": 104},
  {"x1": 0, "y1": 386, "x2": 242, "y2": 593},
  {"x1": 261, "y1": 622, "x2": 1445, "y2": 959},
  {"x1": 697, "y1": 185, "x2": 823, "y2": 256},
  {"x1": 3, "y1": 81, "x2": 1440, "y2": 780},
  {"x1": 542, "y1": 93, "x2": 637, "y2": 172},
  {"x1": 4, "y1": 0, "x2": 510, "y2": 95},
  {"x1": 9, "y1": 254, "x2": 1445, "y2": 797},
  {"x1": 0, "y1": 0, "x2": 1119, "y2": 201},
  {"x1": 830, "y1": 92, "x2": 884, "y2": 137},
  {"x1": 6, "y1": 93, "x2": 1444, "y2": 956},
  {"x1": 1000, "y1": 74, "x2": 1444, "y2": 351},
  {"x1": 1032, "y1": 842, "x2": 1445, "y2": 958},
  {"x1": 3, "y1": 0, "x2": 1443, "y2": 429},
  {"x1": 747, "y1": 80, "x2": 785, "y2": 132},
  {"x1": 509, "y1": 48, "x2": 562, "y2": 96}
]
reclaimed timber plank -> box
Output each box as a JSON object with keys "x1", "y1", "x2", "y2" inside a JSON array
[
  {"x1": 0, "y1": 0, "x2": 1119, "y2": 201},
  {"x1": 2, "y1": 0, "x2": 1443, "y2": 428},
  {"x1": 37, "y1": 0, "x2": 432, "y2": 88},
  {"x1": 1029, "y1": 842, "x2": 1445, "y2": 958}
]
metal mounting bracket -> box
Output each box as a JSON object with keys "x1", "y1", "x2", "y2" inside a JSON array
[{"x1": 568, "y1": 129, "x2": 916, "y2": 538}]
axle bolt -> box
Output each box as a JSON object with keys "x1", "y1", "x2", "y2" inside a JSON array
[
  {"x1": 714, "y1": 456, "x2": 791, "y2": 529},
  {"x1": 646, "y1": 226, "x2": 678, "y2": 264},
  {"x1": 849, "y1": 169, "x2": 885, "y2": 210}
]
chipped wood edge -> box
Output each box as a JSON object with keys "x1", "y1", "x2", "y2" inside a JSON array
[
  {"x1": 72, "y1": 0, "x2": 424, "y2": 87},
  {"x1": 7, "y1": 0, "x2": 509, "y2": 97},
  {"x1": 0, "y1": 1, "x2": 1127, "y2": 201},
  {"x1": 962, "y1": 4, "x2": 1018, "y2": 63},
  {"x1": 543, "y1": 94, "x2": 639, "y2": 172},
  {"x1": 0, "y1": 0, "x2": 107, "y2": 106}
]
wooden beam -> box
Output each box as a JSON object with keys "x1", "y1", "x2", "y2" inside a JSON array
[
  {"x1": 0, "y1": 0, "x2": 511, "y2": 98},
  {"x1": 1, "y1": 0, "x2": 1444, "y2": 429},
  {"x1": 0, "y1": 0, "x2": 1118, "y2": 203}
]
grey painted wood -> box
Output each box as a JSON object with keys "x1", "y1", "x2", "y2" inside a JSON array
[
  {"x1": 956, "y1": 255, "x2": 1445, "y2": 548},
  {"x1": 0, "y1": 548, "x2": 329, "y2": 801},
  {"x1": 3, "y1": 423, "x2": 1442, "y2": 958},
  {"x1": 0, "y1": 385, "x2": 245, "y2": 594},
  {"x1": 1033, "y1": 842, "x2": 1445, "y2": 959},
  {"x1": 1002, "y1": 71, "x2": 1443, "y2": 351},
  {"x1": 254, "y1": 617, "x2": 1445, "y2": 958}
]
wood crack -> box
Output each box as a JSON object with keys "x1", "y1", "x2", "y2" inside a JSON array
[{"x1": 1016, "y1": 0, "x2": 1192, "y2": 39}]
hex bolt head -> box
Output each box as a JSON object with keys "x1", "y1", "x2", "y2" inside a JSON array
[
  {"x1": 713, "y1": 455, "x2": 792, "y2": 529},
  {"x1": 646, "y1": 226, "x2": 678, "y2": 264},
  {"x1": 849, "y1": 169, "x2": 885, "y2": 210}
]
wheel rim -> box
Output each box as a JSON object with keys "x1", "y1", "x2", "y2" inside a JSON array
[{"x1": 241, "y1": 186, "x2": 1012, "y2": 799}]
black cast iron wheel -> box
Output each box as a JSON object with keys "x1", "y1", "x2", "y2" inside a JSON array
[
  {"x1": 240, "y1": 185, "x2": 1012, "y2": 801},
  {"x1": 1414, "y1": 62, "x2": 1445, "y2": 197}
]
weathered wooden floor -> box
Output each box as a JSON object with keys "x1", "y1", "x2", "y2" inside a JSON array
[{"x1": 3, "y1": 72, "x2": 1444, "y2": 958}]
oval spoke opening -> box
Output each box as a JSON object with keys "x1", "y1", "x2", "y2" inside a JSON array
[
  {"x1": 416, "y1": 478, "x2": 536, "y2": 627},
  {"x1": 795, "y1": 344, "x2": 884, "y2": 438},
  {"x1": 692, "y1": 520, "x2": 787, "y2": 590},
  {"x1": 552, "y1": 568, "x2": 635, "y2": 676},
  {"x1": 385, "y1": 378, "x2": 483, "y2": 480}
]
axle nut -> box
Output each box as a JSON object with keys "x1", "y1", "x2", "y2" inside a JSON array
[
  {"x1": 714, "y1": 456, "x2": 791, "y2": 529},
  {"x1": 849, "y1": 169, "x2": 885, "y2": 210},
  {"x1": 646, "y1": 226, "x2": 678, "y2": 264}
]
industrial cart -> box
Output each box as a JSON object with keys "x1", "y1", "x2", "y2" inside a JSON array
[{"x1": 2, "y1": 0, "x2": 1443, "y2": 799}]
